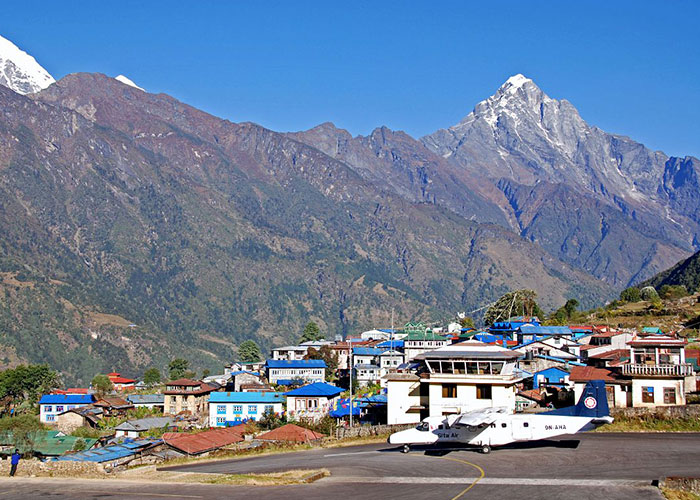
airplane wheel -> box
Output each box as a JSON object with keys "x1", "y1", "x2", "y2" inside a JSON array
[
  {"x1": 480, "y1": 445, "x2": 491, "y2": 454},
  {"x1": 402, "y1": 444, "x2": 410, "y2": 454}
]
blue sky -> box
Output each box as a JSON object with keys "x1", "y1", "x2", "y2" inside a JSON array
[{"x1": 3, "y1": 1, "x2": 699, "y2": 157}]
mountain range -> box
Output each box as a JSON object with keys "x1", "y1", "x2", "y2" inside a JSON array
[{"x1": 0, "y1": 35, "x2": 697, "y2": 383}]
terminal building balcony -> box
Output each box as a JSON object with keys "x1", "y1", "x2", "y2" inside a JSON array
[{"x1": 621, "y1": 363, "x2": 694, "y2": 377}]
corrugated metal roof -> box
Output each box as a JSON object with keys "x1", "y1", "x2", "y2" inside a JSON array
[
  {"x1": 519, "y1": 326, "x2": 573, "y2": 335},
  {"x1": 352, "y1": 347, "x2": 385, "y2": 356},
  {"x1": 127, "y1": 394, "x2": 165, "y2": 404},
  {"x1": 209, "y1": 391, "x2": 284, "y2": 403},
  {"x1": 284, "y1": 382, "x2": 343, "y2": 397},
  {"x1": 114, "y1": 417, "x2": 175, "y2": 432},
  {"x1": 256, "y1": 424, "x2": 325, "y2": 442},
  {"x1": 265, "y1": 359, "x2": 326, "y2": 368},
  {"x1": 163, "y1": 427, "x2": 245, "y2": 455},
  {"x1": 56, "y1": 439, "x2": 161, "y2": 462},
  {"x1": 39, "y1": 394, "x2": 94, "y2": 405}
]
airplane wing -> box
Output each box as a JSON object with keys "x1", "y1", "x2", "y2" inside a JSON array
[{"x1": 456, "y1": 407, "x2": 510, "y2": 427}]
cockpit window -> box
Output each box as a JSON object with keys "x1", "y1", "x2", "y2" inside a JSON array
[{"x1": 416, "y1": 422, "x2": 429, "y2": 432}]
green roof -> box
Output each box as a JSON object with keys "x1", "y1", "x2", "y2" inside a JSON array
[
  {"x1": 0, "y1": 430, "x2": 97, "y2": 456},
  {"x1": 404, "y1": 331, "x2": 447, "y2": 341}
]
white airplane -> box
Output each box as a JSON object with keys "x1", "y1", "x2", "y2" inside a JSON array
[{"x1": 389, "y1": 380, "x2": 613, "y2": 454}]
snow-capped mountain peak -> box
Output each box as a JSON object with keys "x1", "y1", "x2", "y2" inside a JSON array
[
  {"x1": 115, "y1": 74, "x2": 145, "y2": 92},
  {"x1": 0, "y1": 35, "x2": 55, "y2": 95},
  {"x1": 501, "y1": 73, "x2": 532, "y2": 91}
]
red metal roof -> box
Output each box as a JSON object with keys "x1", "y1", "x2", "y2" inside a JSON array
[
  {"x1": 569, "y1": 366, "x2": 621, "y2": 383},
  {"x1": 588, "y1": 348, "x2": 630, "y2": 360},
  {"x1": 256, "y1": 424, "x2": 326, "y2": 442},
  {"x1": 163, "y1": 427, "x2": 245, "y2": 455}
]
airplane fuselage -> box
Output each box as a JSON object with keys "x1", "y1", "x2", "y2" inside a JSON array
[{"x1": 389, "y1": 414, "x2": 609, "y2": 449}]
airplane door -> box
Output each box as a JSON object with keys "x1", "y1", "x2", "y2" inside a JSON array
[{"x1": 512, "y1": 420, "x2": 532, "y2": 440}]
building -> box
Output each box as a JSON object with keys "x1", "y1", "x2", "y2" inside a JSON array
[
  {"x1": 354, "y1": 363, "x2": 382, "y2": 385},
  {"x1": 55, "y1": 406, "x2": 102, "y2": 433},
  {"x1": 403, "y1": 331, "x2": 450, "y2": 361},
  {"x1": 284, "y1": 382, "x2": 344, "y2": 421},
  {"x1": 569, "y1": 366, "x2": 631, "y2": 408},
  {"x1": 580, "y1": 330, "x2": 634, "y2": 360},
  {"x1": 163, "y1": 379, "x2": 218, "y2": 418},
  {"x1": 38, "y1": 394, "x2": 94, "y2": 424},
  {"x1": 386, "y1": 340, "x2": 522, "y2": 424},
  {"x1": 92, "y1": 397, "x2": 134, "y2": 417},
  {"x1": 379, "y1": 349, "x2": 405, "y2": 376},
  {"x1": 115, "y1": 416, "x2": 176, "y2": 438},
  {"x1": 107, "y1": 372, "x2": 136, "y2": 391},
  {"x1": 352, "y1": 347, "x2": 385, "y2": 366},
  {"x1": 270, "y1": 345, "x2": 308, "y2": 361},
  {"x1": 256, "y1": 423, "x2": 326, "y2": 443},
  {"x1": 127, "y1": 394, "x2": 165, "y2": 411},
  {"x1": 265, "y1": 359, "x2": 326, "y2": 386},
  {"x1": 208, "y1": 392, "x2": 284, "y2": 427},
  {"x1": 532, "y1": 367, "x2": 570, "y2": 389},
  {"x1": 163, "y1": 426, "x2": 245, "y2": 455},
  {"x1": 226, "y1": 371, "x2": 266, "y2": 392},
  {"x1": 622, "y1": 334, "x2": 692, "y2": 406}
]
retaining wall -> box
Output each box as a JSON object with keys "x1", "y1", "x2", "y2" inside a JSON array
[
  {"x1": 334, "y1": 423, "x2": 415, "y2": 439},
  {"x1": 611, "y1": 405, "x2": 700, "y2": 419}
]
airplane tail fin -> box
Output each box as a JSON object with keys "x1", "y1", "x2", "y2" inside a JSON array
[{"x1": 545, "y1": 380, "x2": 610, "y2": 418}]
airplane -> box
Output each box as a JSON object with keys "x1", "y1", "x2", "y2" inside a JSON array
[{"x1": 388, "y1": 379, "x2": 613, "y2": 454}]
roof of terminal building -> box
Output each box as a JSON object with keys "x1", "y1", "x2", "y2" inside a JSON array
[{"x1": 416, "y1": 340, "x2": 519, "y2": 360}]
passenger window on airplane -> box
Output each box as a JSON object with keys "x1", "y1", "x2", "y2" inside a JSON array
[
  {"x1": 523, "y1": 422, "x2": 529, "y2": 427},
  {"x1": 501, "y1": 423, "x2": 507, "y2": 428}
]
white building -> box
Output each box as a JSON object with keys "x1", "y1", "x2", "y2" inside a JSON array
[
  {"x1": 385, "y1": 340, "x2": 523, "y2": 425},
  {"x1": 270, "y1": 345, "x2": 308, "y2": 361},
  {"x1": 209, "y1": 392, "x2": 285, "y2": 427},
  {"x1": 38, "y1": 395, "x2": 94, "y2": 424},
  {"x1": 355, "y1": 363, "x2": 381, "y2": 386},
  {"x1": 403, "y1": 331, "x2": 450, "y2": 361},
  {"x1": 265, "y1": 359, "x2": 326, "y2": 386},
  {"x1": 284, "y1": 382, "x2": 344, "y2": 421}
]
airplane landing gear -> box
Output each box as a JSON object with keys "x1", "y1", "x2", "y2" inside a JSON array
[
  {"x1": 480, "y1": 445, "x2": 491, "y2": 454},
  {"x1": 402, "y1": 444, "x2": 410, "y2": 454}
]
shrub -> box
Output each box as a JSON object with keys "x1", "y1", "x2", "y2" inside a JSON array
[
  {"x1": 620, "y1": 287, "x2": 641, "y2": 302},
  {"x1": 640, "y1": 286, "x2": 659, "y2": 302}
]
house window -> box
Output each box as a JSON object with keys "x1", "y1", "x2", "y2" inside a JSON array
[
  {"x1": 663, "y1": 387, "x2": 676, "y2": 404},
  {"x1": 46, "y1": 415, "x2": 55, "y2": 422},
  {"x1": 216, "y1": 417, "x2": 225, "y2": 425},
  {"x1": 56, "y1": 406, "x2": 64, "y2": 413},
  {"x1": 265, "y1": 405, "x2": 274, "y2": 413},
  {"x1": 217, "y1": 405, "x2": 226, "y2": 415},
  {"x1": 249, "y1": 405, "x2": 257, "y2": 414},
  {"x1": 476, "y1": 385, "x2": 492, "y2": 400},
  {"x1": 233, "y1": 405, "x2": 242, "y2": 413},
  {"x1": 169, "y1": 406, "x2": 177, "y2": 414},
  {"x1": 642, "y1": 386, "x2": 654, "y2": 403},
  {"x1": 442, "y1": 384, "x2": 457, "y2": 398},
  {"x1": 45, "y1": 406, "x2": 52, "y2": 413}
]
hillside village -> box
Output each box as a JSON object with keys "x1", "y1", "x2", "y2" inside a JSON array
[{"x1": 1, "y1": 286, "x2": 699, "y2": 469}]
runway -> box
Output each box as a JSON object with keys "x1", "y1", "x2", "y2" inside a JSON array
[{"x1": 2, "y1": 433, "x2": 699, "y2": 499}]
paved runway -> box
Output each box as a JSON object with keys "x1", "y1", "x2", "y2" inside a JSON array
[{"x1": 2, "y1": 433, "x2": 700, "y2": 499}]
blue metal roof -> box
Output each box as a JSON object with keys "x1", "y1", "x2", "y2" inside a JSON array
[
  {"x1": 56, "y1": 439, "x2": 160, "y2": 462},
  {"x1": 353, "y1": 347, "x2": 385, "y2": 356},
  {"x1": 39, "y1": 394, "x2": 94, "y2": 405},
  {"x1": 376, "y1": 340, "x2": 404, "y2": 348},
  {"x1": 519, "y1": 325, "x2": 572, "y2": 335},
  {"x1": 265, "y1": 359, "x2": 326, "y2": 368},
  {"x1": 328, "y1": 398, "x2": 363, "y2": 418},
  {"x1": 284, "y1": 382, "x2": 343, "y2": 398},
  {"x1": 229, "y1": 370, "x2": 258, "y2": 376},
  {"x1": 209, "y1": 391, "x2": 284, "y2": 403},
  {"x1": 534, "y1": 366, "x2": 570, "y2": 376}
]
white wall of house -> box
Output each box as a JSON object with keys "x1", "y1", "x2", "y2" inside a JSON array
[
  {"x1": 209, "y1": 401, "x2": 285, "y2": 427},
  {"x1": 386, "y1": 379, "x2": 421, "y2": 425},
  {"x1": 286, "y1": 395, "x2": 336, "y2": 421},
  {"x1": 39, "y1": 404, "x2": 85, "y2": 424},
  {"x1": 630, "y1": 378, "x2": 685, "y2": 407},
  {"x1": 267, "y1": 368, "x2": 325, "y2": 384}
]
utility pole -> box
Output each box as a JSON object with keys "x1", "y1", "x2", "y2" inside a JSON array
[{"x1": 348, "y1": 344, "x2": 353, "y2": 428}]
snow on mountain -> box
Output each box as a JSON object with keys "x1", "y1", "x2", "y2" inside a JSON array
[
  {"x1": 0, "y1": 35, "x2": 55, "y2": 94},
  {"x1": 115, "y1": 74, "x2": 145, "y2": 91}
]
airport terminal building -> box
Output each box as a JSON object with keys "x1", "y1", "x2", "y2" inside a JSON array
[{"x1": 385, "y1": 340, "x2": 523, "y2": 424}]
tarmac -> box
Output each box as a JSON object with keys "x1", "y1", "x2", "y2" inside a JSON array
[{"x1": 1, "y1": 432, "x2": 699, "y2": 499}]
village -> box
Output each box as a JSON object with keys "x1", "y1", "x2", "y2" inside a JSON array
[{"x1": 1, "y1": 288, "x2": 699, "y2": 474}]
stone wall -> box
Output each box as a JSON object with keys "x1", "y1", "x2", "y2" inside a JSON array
[
  {"x1": 0, "y1": 458, "x2": 106, "y2": 478},
  {"x1": 334, "y1": 423, "x2": 415, "y2": 439},
  {"x1": 611, "y1": 405, "x2": 700, "y2": 418}
]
